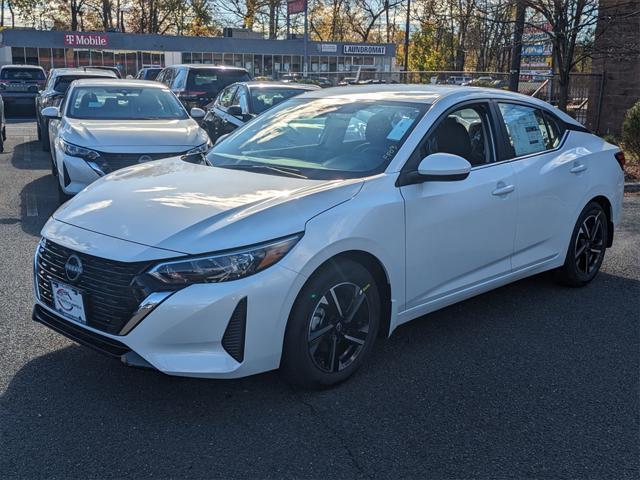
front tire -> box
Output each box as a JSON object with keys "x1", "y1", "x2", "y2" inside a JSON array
[
  {"x1": 281, "y1": 258, "x2": 381, "y2": 388},
  {"x1": 556, "y1": 202, "x2": 608, "y2": 287}
]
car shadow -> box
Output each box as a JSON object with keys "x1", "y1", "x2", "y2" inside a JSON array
[
  {"x1": 9, "y1": 136, "x2": 50, "y2": 171},
  {"x1": 2, "y1": 270, "x2": 638, "y2": 477},
  {"x1": 18, "y1": 174, "x2": 58, "y2": 237}
]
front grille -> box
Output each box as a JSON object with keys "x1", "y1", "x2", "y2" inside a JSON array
[
  {"x1": 94, "y1": 151, "x2": 187, "y2": 175},
  {"x1": 33, "y1": 305, "x2": 130, "y2": 358},
  {"x1": 36, "y1": 239, "x2": 149, "y2": 335}
]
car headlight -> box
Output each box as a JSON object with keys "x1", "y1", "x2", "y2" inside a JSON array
[
  {"x1": 186, "y1": 141, "x2": 212, "y2": 155},
  {"x1": 148, "y1": 234, "x2": 302, "y2": 285},
  {"x1": 61, "y1": 140, "x2": 100, "y2": 161}
]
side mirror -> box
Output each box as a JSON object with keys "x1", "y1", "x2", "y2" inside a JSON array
[
  {"x1": 190, "y1": 107, "x2": 205, "y2": 119},
  {"x1": 417, "y1": 153, "x2": 471, "y2": 181},
  {"x1": 398, "y1": 153, "x2": 471, "y2": 186},
  {"x1": 215, "y1": 133, "x2": 229, "y2": 145},
  {"x1": 226, "y1": 105, "x2": 243, "y2": 119},
  {"x1": 41, "y1": 106, "x2": 61, "y2": 119}
]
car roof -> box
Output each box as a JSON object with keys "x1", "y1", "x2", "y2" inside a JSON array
[
  {"x1": 1, "y1": 64, "x2": 45, "y2": 70},
  {"x1": 242, "y1": 81, "x2": 320, "y2": 90},
  {"x1": 50, "y1": 67, "x2": 118, "y2": 78},
  {"x1": 298, "y1": 84, "x2": 583, "y2": 126},
  {"x1": 170, "y1": 64, "x2": 249, "y2": 72},
  {"x1": 69, "y1": 78, "x2": 165, "y2": 88}
]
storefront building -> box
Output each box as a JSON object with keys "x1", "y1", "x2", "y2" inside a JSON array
[{"x1": 0, "y1": 28, "x2": 396, "y2": 78}]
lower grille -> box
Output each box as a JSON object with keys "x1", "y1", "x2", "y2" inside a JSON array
[
  {"x1": 33, "y1": 305, "x2": 130, "y2": 358},
  {"x1": 93, "y1": 151, "x2": 187, "y2": 175},
  {"x1": 36, "y1": 239, "x2": 149, "y2": 335},
  {"x1": 221, "y1": 298, "x2": 247, "y2": 363}
]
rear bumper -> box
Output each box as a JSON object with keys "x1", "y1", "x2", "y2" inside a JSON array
[{"x1": 2, "y1": 92, "x2": 37, "y2": 103}]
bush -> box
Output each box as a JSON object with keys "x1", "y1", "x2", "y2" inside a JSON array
[{"x1": 621, "y1": 100, "x2": 640, "y2": 161}]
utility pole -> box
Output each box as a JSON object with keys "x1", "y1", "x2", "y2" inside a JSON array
[
  {"x1": 403, "y1": 0, "x2": 411, "y2": 71},
  {"x1": 303, "y1": 0, "x2": 308, "y2": 76},
  {"x1": 509, "y1": 0, "x2": 526, "y2": 92}
]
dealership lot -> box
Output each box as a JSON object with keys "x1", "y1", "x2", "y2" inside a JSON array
[{"x1": 1, "y1": 117, "x2": 638, "y2": 478}]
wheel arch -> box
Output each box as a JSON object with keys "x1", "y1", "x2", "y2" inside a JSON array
[
  {"x1": 295, "y1": 249, "x2": 393, "y2": 339},
  {"x1": 589, "y1": 194, "x2": 614, "y2": 247}
]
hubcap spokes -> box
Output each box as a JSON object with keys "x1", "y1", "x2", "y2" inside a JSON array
[
  {"x1": 574, "y1": 212, "x2": 604, "y2": 275},
  {"x1": 307, "y1": 282, "x2": 371, "y2": 373}
]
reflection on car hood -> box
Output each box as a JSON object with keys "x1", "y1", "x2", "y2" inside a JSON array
[
  {"x1": 65, "y1": 118, "x2": 208, "y2": 150},
  {"x1": 52, "y1": 157, "x2": 364, "y2": 255}
]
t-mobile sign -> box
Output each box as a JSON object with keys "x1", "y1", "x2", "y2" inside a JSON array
[{"x1": 64, "y1": 33, "x2": 108, "y2": 47}]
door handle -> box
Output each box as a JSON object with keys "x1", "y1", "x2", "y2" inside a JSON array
[
  {"x1": 570, "y1": 162, "x2": 587, "y2": 174},
  {"x1": 492, "y1": 184, "x2": 515, "y2": 196}
]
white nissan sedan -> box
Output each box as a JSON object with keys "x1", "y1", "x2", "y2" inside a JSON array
[
  {"x1": 42, "y1": 79, "x2": 210, "y2": 203},
  {"x1": 33, "y1": 85, "x2": 624, "y2": 388}
]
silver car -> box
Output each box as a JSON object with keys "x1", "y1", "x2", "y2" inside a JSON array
[{"x1": 42, "y1": 79, "x2": 210, "y2": 203}]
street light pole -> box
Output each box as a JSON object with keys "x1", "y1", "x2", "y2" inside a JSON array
[
  {"x1": 403, "y1": 0, "x2": 411, "y2": 71},
  {"x1": 509, "y1": 0, "x2": 526, "y2": 92}
]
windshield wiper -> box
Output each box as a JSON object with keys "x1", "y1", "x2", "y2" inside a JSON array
[{"x1": 217, "y1": 164, "x2": 308, "y2": 179}]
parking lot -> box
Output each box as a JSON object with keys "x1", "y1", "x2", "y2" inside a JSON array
[{"x1": 1, "y1": 114, "x2": 638, "y2": 479}]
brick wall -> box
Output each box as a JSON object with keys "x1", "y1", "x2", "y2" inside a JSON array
[{"x1": 587, "y1": 0, "x2": 640, "y2": 134}]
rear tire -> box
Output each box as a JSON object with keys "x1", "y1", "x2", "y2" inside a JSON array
[
  {"x1": 41, "y1": 121, "x2": 50, "y2": 152},
  {"x1": 555, "y1": 202, "x2": 608, "y2": 287},
  {"x1": 281, "y1": 258, "x2": 381, "y2": 389}
]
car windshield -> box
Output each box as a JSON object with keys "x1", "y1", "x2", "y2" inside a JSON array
[
  {"x1": 187, "y1": 69, "x2": 251, "y2": 92},
  {"x1": 54, "y1": 76, "x2": 111, "y2": 94},
  {"x1": 1, "y1": 68, "x2": 45, "y2": 80},
  {"x1": 250, "y1": 88, "x2": 310, "y2": 114},
  {"x1": 67, "y1": 86, "x2": 188, "y2": 120},
  {"x1": 207, "y1": 97, "x2": 427, "y2": 180}
]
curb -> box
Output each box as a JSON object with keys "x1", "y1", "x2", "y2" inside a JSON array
[{"x1": 624, "y1": 183, "x2": 640, "y2": 192}]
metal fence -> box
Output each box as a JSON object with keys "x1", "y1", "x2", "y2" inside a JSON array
[{"x1": 272, "y1": 69, "x2": 602, "y2": 127}]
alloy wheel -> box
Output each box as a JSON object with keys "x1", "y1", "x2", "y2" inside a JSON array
[
  {"x1": 574, "y1": 211, "x2": 605, "y2": 275},
  {"x1": 307, "y1": 282, "x2": 371, "y2": 373}
]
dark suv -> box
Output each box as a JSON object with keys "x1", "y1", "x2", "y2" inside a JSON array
[
  {"x1": 0, "y1": 65, "x2": 46, "y2": 108},
  {"x1": 156, "y1": 64, "x2": 251, "y2": 109}
]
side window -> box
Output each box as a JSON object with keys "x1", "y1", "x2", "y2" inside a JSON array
[
  {"x1": 173, "y1": 69, "x2": 187, "y2": 90},
  {"x1": 497, "y1": 103, "x2": 561, "y2": 158},
  {"x1": 423, "y1": 103, "x2": 494, "y2": 166},
  {"x1": 218, "y1": 86, "x2": 237, "y2": 108},
  {"x1": 232, "y1": 87, "x2": 249, "y2": 112}
]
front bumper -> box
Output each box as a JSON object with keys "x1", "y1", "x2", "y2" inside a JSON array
[{"x1": 34, "y1": 261, "x2": 303, "y2": 379}]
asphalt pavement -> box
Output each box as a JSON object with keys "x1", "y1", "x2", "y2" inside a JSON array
[{"x1": 1, "y1": 115, "x2": 638, "y2": 479}]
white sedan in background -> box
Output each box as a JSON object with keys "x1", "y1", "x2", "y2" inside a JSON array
[
  {"x1": 33, "y1": 85, "x2": 624, "y2": 388},
  {"x1": 42, "y1": 79, "x2": 210, "y2": 203}
]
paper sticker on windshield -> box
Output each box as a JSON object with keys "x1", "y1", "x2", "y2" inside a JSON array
[
  {"x1": 88, "y1": 102, "x2": 101, "y2": 108},
  {"x1": 387, "y1": 117, "x2": 414, "y2": 141}
]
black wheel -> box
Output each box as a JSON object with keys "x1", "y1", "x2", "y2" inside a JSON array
[
  {"x1": 556, "y1": 202, "x2": 608, "y2": 287},
  {"x1": 41, "y1": 122, "x2": 50, "y2": 152},
  {"x1": 281, "y1": 258, "x2": 381, "y2": 388},
  {"x1": 57, "y1": 179, "x2": 72, "y2": 205},
  {"x1": 50, "y1": 150, "x2": 58, "y2": 177}
]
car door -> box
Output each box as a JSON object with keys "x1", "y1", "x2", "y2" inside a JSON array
[
  {"x1": 494, "y1": 101, "x2": 590, "y2": 271},
  {"x1": 400, "y1": 101, "x2": 518, "y2": 310},
  {"x1": 207, "y1": 85, "x2": 238, "y2": 142}
]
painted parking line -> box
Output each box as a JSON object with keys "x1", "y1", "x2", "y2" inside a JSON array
[{"x1": 26, "y1": 192, "x2": 38, "y2": 217}]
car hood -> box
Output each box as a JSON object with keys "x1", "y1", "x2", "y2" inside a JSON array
[
  {"x1": 52, "y1": 158, "x2": 363, "y2": 255},
  {"x1": 65, "y1": 118, "x2": 208, "y2": 150}
]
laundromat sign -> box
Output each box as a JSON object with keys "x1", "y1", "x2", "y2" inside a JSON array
[
  {"x1": 64, "y1": 33, "x2": 109, "y2": 47},
  {"x1": 343, "y1": 45, "x2": 386, "y2": 55}
]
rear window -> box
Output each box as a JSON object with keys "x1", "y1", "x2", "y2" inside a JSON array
[
  {"x1": 53, "y1": 76, "x2": 107, "y2": 94},
  {"x1": 250, "y1": 88, "x2": 310, "y2": 114},
  {"x1": 145, "y1": 69, "x2": 162, "y2": 80},
  {"x1": 186, "y1": 69, "x2": 250, "y2": 92},
  {"x1": 1, "y1": 68, "x2": 45, "y2": 81}
]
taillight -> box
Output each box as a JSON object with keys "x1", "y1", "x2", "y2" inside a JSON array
[
  {"x1": 614, "y1": 151, "x2": 626, "y2": 170},
  {"x1": 0, "y1": 80, "x2": 8, "y2": 90}
]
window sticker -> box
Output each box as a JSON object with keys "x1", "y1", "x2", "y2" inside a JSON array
[
  {"x1": 387, "y1": 117, "x2": 414, "y2": 141},
  {"x1": 501, "y1": 105, "x2": 546, "y2": 156}
]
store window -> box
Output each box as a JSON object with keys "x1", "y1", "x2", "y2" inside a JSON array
[
  {"x1": 25, "y1": 47, "x2": 38, "y2": 65},
  {"x1": 213, "y1": 53, "x2": 223, "y2": 65},
  {"x1": 76, "y1": 49, "x2": 90, "y2": 66},
  {"x1": 223, "y1": 53, "x2": 233, "y2": 66},
  {"x1": 11, "y1": 47, "x2": 25, "y2": 64},
  {"x1": 182, "y1": 52, "x2": 192, "y2": 63},
  {"x1": 254, "y1": 54, "x2": 262, "y2": 76},
  {"x1": 292, "y1": 55, "x2": 301, "y2": 73},
  {"x1": 192, "y1": 52, "x2": 203, "y2": 64},
  {"x1": 282, "y1": 55, "x2": 291, "y2": 72},
  {"x1": 90, "y1": 50, "x2": 103, "y2": 66},
  {"x1": 264, "y1": 55, "x2": 273, "y2": 77},
  {"x1": 203, "y1": 52, "x2": 213, "y2": 64},
  {"x1": 103, "y1": 50, "x2": 114, "y2": 66},
  {"x1": 52, "y1": 48, "x2": 66, "y2": 68},
  {"x1": 38, "y1": 48, "x2": 52, "y2": 69},
  {"x1": 311, "y1": 55, "x2": 319, "y2": 72}
]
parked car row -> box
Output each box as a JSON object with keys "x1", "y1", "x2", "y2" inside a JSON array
[{"x1": 30, "y1": 63, "x2": 322, "y2": 202}]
